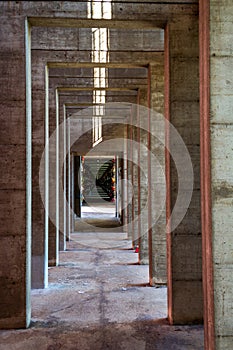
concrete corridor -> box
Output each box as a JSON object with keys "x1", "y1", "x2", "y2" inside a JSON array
[
  {"x1": 1, "y1": 2, "x2": 233, "y2": 348},
  {"x1": 0, "y1": 213, "x2": 203, "y2": 350}
]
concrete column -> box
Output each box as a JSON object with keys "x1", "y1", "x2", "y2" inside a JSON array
[
  {"x1": 126, "y1": 104, "x2": 138, "y2": 242},
  {"x1": 48, "y1": 85, "x2": 59, "y2": 266},
  {"x1": 74, "y1": 156, "x2": 82, "y2": 217},
  {"x1": 132, "y1": 124, "x2": 140, "y2": 250},
  {"x1": 118, "y1": 156, "x2": 125, "y2": 224},
  {"x1": 31, "y1": 47, "x2": 48, "y2": 289},
  {"x1": 122, "y1": 129, "x2": 128, "y2": 228},
  {"x1": 126, "y1": 123, "x2": 133, "y2": 240},
  {"x1": 148, "y1": 61, "x2": 167, "y2": 285},
  {"x1": 138, "y1": 89, "x2": 149, "y2": 265},
  {"x1": 128, "y1": 109, "x2": 138, "y2": 247},
  {"x1": 58, "y1": 102, "x2": 66, "y2": 251},
  {"x1": 209, "y1": 1, "x2": 233, "y2": 348},
  {"x1": 166, "y1": 15, "x2": 203, "y2": 324},
  {"x1": 116, "y1": 156, "x2": 120, "y2": 219},
  {"x1": 48, "y1": 153, "x2": 58, "y2": 265},
  {"x1": 66, "y1": 117, "x2": 71, "y2": 241},
  {"x1": 0, "y1": 14, "x2": 31, "y2": 328},
  {"x1": 70, "y1": 153, "x2": 75, "y2": 233}
]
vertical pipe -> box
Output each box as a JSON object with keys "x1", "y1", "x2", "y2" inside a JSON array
[
  {"x1": 147, "y1": 64, "x2": 153, "y2": 283},
  {"x1": 25, "y1": 19, "x2": 32, "y2": 327},
  {"x1": 67, "y1": 117, "x2": 71, "y2": 241},
  {"x1": 199, "y1": 0, "x2": 215, "y2": 348},
  {"x1": 164, "y1": 24, "x2": 172, "y2": 324},
  {"x1": 55, "y1": 89, "x2": 59, "y2": 260},
  {"x1": 63, "y1": 104, "x2": 67, "y2": 247},
  {"x1": 130, "y1": 107, "x2": 135, "y2": 246},
  {"x1": 44, "y1": 65, "x2": 49, "y2": 287},
  {"x1": 115, "y1": 156, "x2": 118, "y2": 218},
  {"x1": 137, "y1": 92, "x2": 141, "y2": 251}
]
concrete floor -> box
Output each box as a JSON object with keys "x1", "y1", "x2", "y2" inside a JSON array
[
  {"x1": 81, "y1": 201, "x2": 116, "y2": 218},
  {"x1": 0, "y1": 210, "x2": 204, "y2": 349}
]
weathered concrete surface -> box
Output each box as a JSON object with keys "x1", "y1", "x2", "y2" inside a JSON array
[
  {"x1": 210, "y1": 0, "x2": 233, "y2": 348},
  {"x1": 31, "y1": 64, "x2": 47, "y2": 288},
  {"x1": 132, "y1": 124, "x2": 140, "y2": 250},
  {"x1": 149, "y1": 61, "x2": 167, "y2": 285},
  {"x1": 168, "y1": 14, "x2": 203, "y2": 324},
  {"x1": 0, "y1": 220, "x2": 203, "y2": 349},
  {"x1": 0, "y1": 0, "x2": 210, "y2": 342},
  {"x1": 0, "y1": 10, "x2": 30, "y2": 328},
  {"x1": 138, "y1": 89, "x2": 149, "y2": 265},
  {"x1": 126, "y1": 125, "x2": 133, "y2": 239},
  {"x1": 0, "y1": 322, "x2": 204, "y2": 350},
  {"x1": 65, "y1": 124, "x2": 71, "y2": 242}
]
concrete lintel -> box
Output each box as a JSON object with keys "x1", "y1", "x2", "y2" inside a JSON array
[
  {"x1": 67, "y1": 115, "x2": 128, "y2": 120},
  {"x1": 65, "y1": 103, "x2": 131, "y2": 107},
  {"x1": 33, "y1": 53, "x2": 163, "y2": 68},
  {"x1": 57, "y1": 87, "x2": 139, "y2": 92},
  {"x1": 65, "y1": 104, "x2": 131, "y2": 108},
  {"x1": 28, "y1": 17, "x2": 164, "y2": 29},
  {"x1": 48, "y1": 62, "x2": 152, "y2": 69}
]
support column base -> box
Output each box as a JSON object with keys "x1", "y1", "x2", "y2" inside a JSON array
[
  {"x1": 139, "y1": 258, "x2": 149, "y2": 265},
  {"x1": 150, "y1": 277, "x2": 167, "y2": 286},
  {"x1": 0, "y1": 316, "x2": 30, "y2": 330}
]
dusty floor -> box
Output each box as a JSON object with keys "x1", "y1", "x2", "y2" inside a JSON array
[{"x1": 0, "y1": 206, "x2": 204, "y2": 349}]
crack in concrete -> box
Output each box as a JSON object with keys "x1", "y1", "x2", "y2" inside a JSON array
[{"x1": 94, "y1": 249, "x2": 111, "y2": 349}]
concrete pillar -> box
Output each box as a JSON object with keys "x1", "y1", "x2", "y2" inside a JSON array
[
  {"x1": 125, "y1": 102, "x2": 138, "y2": 242},
  {"x1": 132, "y1": 124, "x2": 140, "y2": 250},
  {"x1": 0, "y1": 14, "x2": 31, "y2": 328},
  {"x1": 118, "y1": 156, "x2": 125, "y2": 224},
  {"x1": 74, "y1": 156, "x2": 82, "y2": 217},
  {"x1": 166, "y1": 15, "x2": 203, "y2": 324},
  {"x1": 138, "y1": 89, "x2": 149, "y2": 265},
  {"x1": 48, "y1": 136, "x2": 59, "y2": 266},
  {"x1": 70, "y1": 153, "x2": 75, "y2": 233},
  {"x1": 31, "y1": 44, "x2": 48, "y2": 289},
  {"x1": 66, "y1": 117, "x2": 71, "y2": 241},
  {"x1": 126, "y1": 123, "x2": 133, "y2": 240},
  {"x1": 48, "y1": 85, "x2": 59, "y2": 266},
  {"x1": 127, "y1": 108, "x2": 138, "y2": 247},
  {"x1": 122, "y1": 129, "x2": 128, "y2": 228},
  {"x1": 208, "y1": 0, "x2": 233, "y2": 348},
  {"x1": 148, "y1": 61, "x2": 167, "y2": 285},
  {"x1": 116, "y1": 156, "x2": 120, "y2": 219},
  {"x1": 58, "y1": 102, "x2": 66, "y2": 251}
]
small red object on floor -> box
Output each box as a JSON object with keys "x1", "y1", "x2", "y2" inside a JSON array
[{"x1": 135, "y1": 246, "x2": 139, "y2": 253}]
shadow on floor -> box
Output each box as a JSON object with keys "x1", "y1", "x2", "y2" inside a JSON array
[{"x1": 0, "y1": 319, "x2": 204, "y2": 350}]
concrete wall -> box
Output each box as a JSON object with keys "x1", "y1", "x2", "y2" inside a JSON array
[
  {"x1": 0, "y1": 8, "x2": 30, "y2": 327},
  {"x1": 168, "y1": 13, "x2": 203, "y2": 324},
  {"x1": 210, "y1": 1, "x2": 233, "y2": 348}
]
